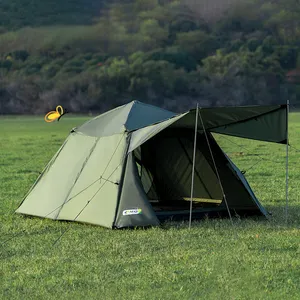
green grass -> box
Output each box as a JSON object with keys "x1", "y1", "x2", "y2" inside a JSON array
[{"x1": 1, "y1": 113, "x2": 300, "y2": 299}]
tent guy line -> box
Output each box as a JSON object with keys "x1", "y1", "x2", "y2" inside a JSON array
[
  {"x1": 53, "y1": 133, "x2": 125, "y2": 219},
  {"x1": 43, "y1": 163, "x2": 122, "y2": 220},
  {"x1": 198, "y1": 107, "x2": 233, "y2": 226},
  {"x1": 97, "y1": 133, "x2": 125, "y2": 182},
  {"x1": 49, "y1": 133, "x2": 128, "y2": 245},
  {"x1": 16, "y1": 133, "x2": 125, "y2": 221},
  {"x1": 0, "y1": 162, "x2": 124, "y2": 247},
  {"x1": 217, "y1": 135, "x2": 283, "y2": 164}
]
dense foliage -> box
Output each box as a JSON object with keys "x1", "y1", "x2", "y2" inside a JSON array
[
  {"x1": 0, "y1": 0, "x2": 300, "y2": 114},
  {"x1": 0, "y1": 0, "x2": 106, "y2": 30}
]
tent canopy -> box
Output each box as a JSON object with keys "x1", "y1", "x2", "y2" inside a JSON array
[
  {"x1": 76, "y1": 101, "x2": 176, "y2": 137},
  {"x1": 128, "y1": 104, "x2": 287, "y2": 153},
  {"x1": 172, "y1": 105, "x2": 287, "y2": 143},
  {"x1": 75, "y1": 101, "x2": 287, "y2": 145}
]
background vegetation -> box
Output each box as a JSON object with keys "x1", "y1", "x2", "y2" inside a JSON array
[{"x1": 1, "y1": 0, "x2": 300, "y2": 114}]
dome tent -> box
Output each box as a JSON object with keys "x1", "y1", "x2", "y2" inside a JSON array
[{"x1": 16, "y1": 101, "x2": 287, "y2": 228}]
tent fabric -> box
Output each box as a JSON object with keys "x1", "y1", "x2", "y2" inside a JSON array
[
  {"x1": 76, "y1": 101, "x2": 176, "y2": 137},
  {"x1": 171, "y1": 105, "x2": 285, "y2": 130},
  {"x1": 135, "y1": 130, "x2": 223, "y2": 202},
  {"x1": 114, "y1": 152, "x2": 160, "y2": 228},
  {"x1": 128, "y1": 113, "x2": 187, "y2": 153},
  {"x1": 16, "y1": 133, "x2": 100, "y2": 219},
  {"x1": 130, "y1": 129, "x2": 266, "y2": 218},
  {"x1": 225, "y1": 154, "x2": 268, "y2": 216},
  {"x1": 16, "y1": 132, "x2": 127, "y2": 227},
  {"x1": 172, "y1": 105, "x2": 287, "y2": 143},
  {"x1": 128, "y1": 105, "x2": 287, "y2": 152},
  {"x1": 209, "y1": 107, "x2": 287, "y2": 143},
  {"x1": 198, "y1": 133, "x2": 266, "y2": 212},
  {"x1": 56, "y1": 133, "x2": 126, "y2": 227},
  {"x1": 16, "y1": 101, "x2": 286, "y2": 228}
]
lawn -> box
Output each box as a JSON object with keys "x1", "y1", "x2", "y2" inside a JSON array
[{"x1": 0, "y1": 113, "x2": 300, "y2": 300}]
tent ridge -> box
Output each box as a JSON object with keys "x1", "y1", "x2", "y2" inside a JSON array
[
  {"x1": 124, "y1": 100, "x2": 177, "y2": 131},
  {"x1": 124, "y1": 101, "x2": 137, "y2": 131},
  {"x1": 132, "y1": 100, "x2": 176, "y2": 115},
  {"x1": 128, "y1": 113, "x2": 183, "y2": 133}
]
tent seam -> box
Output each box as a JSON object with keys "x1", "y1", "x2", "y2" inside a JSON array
[
  {"x1": 16, "y1": 134, "x2": 71, "y2": 211},
  {"x1": 224, "y1": 153, "x2": 268, "y2": 217},
  {"x1": 112, "y1": 133, "x2": 132, "y2": 228},
  {"x1": 128, "y1": 113, "x2": 185, "y2": 134},
  {"x1": 55, "y1": 136, "x2": 101, "y2": 219}
]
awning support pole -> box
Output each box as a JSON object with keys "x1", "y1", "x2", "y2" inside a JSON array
[
  {"x1": 189, "y1": 104, "x2": 199, "y2": 229},
  {"x1": 285, "y1": 99, "x2": 289, "y2": 225},
  {"x1": 198, "y1": 108, "x2": 234, "y2": 226}
]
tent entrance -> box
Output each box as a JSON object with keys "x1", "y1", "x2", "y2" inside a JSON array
[{"x1": 133, "y1": 129, "x2": 224, "y2": 217}]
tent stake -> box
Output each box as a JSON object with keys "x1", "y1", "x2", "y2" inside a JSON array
[
  {"x1": 285, "y1": 99, "x2": 289, "y2": 225},
  {"x1": 189, "y1": 104, "x2": 199, "y2": 229}
]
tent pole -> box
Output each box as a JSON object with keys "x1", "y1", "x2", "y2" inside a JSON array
[
  {"x1": 189, "y1": 104, "x2": 199, "y2": 229},
  {"x1": 198, "y1": 108, "x2": 234, "y2": 226},
  {"x1": 285, "y1": 99, "x2": 289, "y2": 225}
]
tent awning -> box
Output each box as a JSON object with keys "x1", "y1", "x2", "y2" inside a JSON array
[{"x1": 128, "y1": 105, "x2": 287, "y2": 152}]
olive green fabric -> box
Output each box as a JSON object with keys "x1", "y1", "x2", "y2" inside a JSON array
[
  {"x1": 76, "y1": 100, "x2": 176, "y2": 137},
  {"x1": 16, "y1": 133, "x2": 100, "y2": 219},
  {"x1": 128, "y1": 105, "x2": 287, "y2": 153},
  {"x1": 198, "y1": 133, "x2": 267, "y2": 214},
  {"x1": 135, "y1": 130, "x2": 223, "y2": 202},
  {"x1": 128, "y1": 114, "x2": 186, "y2": 153},
  {"x1": 125, "y1": 101, "x2": 175, "y2": 131},
  {"x1": 130, "y1": 129, "x2": 265, "y2": 217},
  {"x1": 76, "y1": 103, "x2": 131, "y2": 137},
  {"x1": 210, "y1": 107, "x2": 287, "y2": 143},
  {"x1": 57, "y1": 133, "x2": 126, "y2": 227},
  {"x1": 172, "y1": 105, "x2": 283, "y2": 129},
  {"x1": 114, "y1": 152, "x2": 160, "y2": 228},
  {"x1": 225, "y1": 154, "x2": 268, "y2": 216},
  {"x1": 17, "y1": 133, "x2": 127, "y2": 228},
  {"x1": 171, "y1": 105, "x2": 287, "y2": 143}
]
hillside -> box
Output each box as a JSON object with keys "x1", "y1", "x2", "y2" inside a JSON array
[
  {"x1": 0, "y1": 0, "x2": 300, "y2": 114},
  {"x1": 0, "y1": 0, "x2": 106, "y2": 31}
]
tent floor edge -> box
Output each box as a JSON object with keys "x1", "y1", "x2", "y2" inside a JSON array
[{"x1": 155, "y1": 208, "x2": 266, "y2": 223}]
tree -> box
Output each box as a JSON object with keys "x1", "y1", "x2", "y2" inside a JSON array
[{"x1": 175, "y1": 30, "x2": 219, "y2": 62}]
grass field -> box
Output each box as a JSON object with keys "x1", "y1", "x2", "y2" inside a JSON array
[{"x1": 1, "y1": 114, "x2": 300, "y2": 299}]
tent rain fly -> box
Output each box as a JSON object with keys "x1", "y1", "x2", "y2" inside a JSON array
[{"x1": 16, "y1": 101, "x2": 287, "y2": 228}]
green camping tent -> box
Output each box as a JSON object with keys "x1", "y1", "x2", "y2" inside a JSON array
[{"x1": 16, "y1": 101, "x2": 287, "y2": 228}]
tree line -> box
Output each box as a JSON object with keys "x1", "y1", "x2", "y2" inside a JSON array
[{"x1": 0, "y1": 0, "x2": 299, "y2": 114}]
